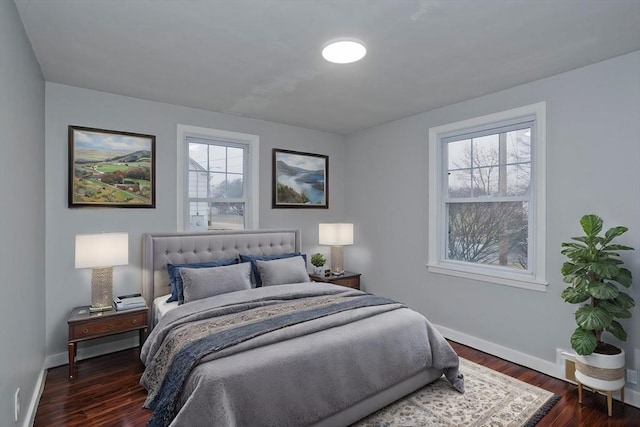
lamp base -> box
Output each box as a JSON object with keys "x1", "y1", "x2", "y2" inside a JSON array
[
  {"x1": 330, "y1": 246, "x2": 345, "y2": 276},
  {"x1": 90, "y1": 266, "x2": 113, "y2": 312}
]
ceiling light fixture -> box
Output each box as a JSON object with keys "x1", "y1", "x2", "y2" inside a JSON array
[{"x1": 322, "y1": 39, "x2": 367, "y2": 64}]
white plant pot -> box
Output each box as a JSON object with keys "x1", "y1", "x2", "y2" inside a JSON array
[
  {"x1": 313, "y1": 266, "x2": 325, "y2": 275},
  {"x1": 575, "y1": 349, "x2": 626, "y2": 391}
]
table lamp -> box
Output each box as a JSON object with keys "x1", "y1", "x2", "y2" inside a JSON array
[
  {"x1": 75, "y1": 232, "x2": 129, "y2": 312},
  {"x1": 319, "y1": 223, "x2": 353, "y2": 276}
]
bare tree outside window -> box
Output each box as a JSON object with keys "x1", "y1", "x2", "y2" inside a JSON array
[{"x1": 446, "y1": 126, "x2": 531, "y2": 270}]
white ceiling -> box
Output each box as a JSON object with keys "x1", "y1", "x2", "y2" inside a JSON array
[{"x1": 15, "y1": 0, "x2": 640, "y2": 135}]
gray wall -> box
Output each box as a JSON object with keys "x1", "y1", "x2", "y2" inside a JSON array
[
  {"x1": 0, "y1": 0, "x2": 46, "y2": 425},
  {"x1": 345, "y1": 51, "x2": 640, "y2": 395},
  {"x1": 44, "y1": 83, "x2": 347, "y2": 359}
]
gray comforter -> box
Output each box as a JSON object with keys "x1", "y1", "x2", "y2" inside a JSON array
[{"x1": 141, "y1": 282, "x2": 463, "y2": 427}]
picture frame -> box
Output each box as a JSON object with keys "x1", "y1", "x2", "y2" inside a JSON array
[
  {"x1": 68, "y1": 126, "x2": 156, "y2": 208},
  {"x1": 272, "y1": 149, "x2": 328, "y2": 209}
]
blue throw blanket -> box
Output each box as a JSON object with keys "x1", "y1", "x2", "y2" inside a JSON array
[{"x1": 145, "y1": 292, "x2": 402, "y2": 427}]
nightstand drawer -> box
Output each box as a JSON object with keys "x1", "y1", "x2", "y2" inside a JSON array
[
  {"x1": 332, "y1": 277, "x2": 359, "y2": 289},
  {"x1": 308, "y1": 271, "x2": 361, "y2": 290},
  {"x1": 71, "y1": 313, "x2": 145, "y2": 340}
]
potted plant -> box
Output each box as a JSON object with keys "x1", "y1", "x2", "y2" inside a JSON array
[
  {"x1": 561, "y1": 214, "x2": 635, "y2": 394},
  {"x1": 310, "y1": 253, "x2": 327, "y2": 275}
]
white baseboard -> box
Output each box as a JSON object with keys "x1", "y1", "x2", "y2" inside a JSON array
[
  {"x1": 435, "y1": 324, "x2": 640, "y2": 410},
  {"x1": 23, "y1": 366, "x2": 46, "y2": 427}
]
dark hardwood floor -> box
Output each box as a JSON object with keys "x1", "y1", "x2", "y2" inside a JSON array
[
  {"x1": 450, "y1": 342, "x2": 640, "y2": 427},
  {"x1": 34, "y1": 341, "x2": 640, "y2": 426}
]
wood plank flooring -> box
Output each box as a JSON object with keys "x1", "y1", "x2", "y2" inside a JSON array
[
  {"x1": 450, "y1": 342, "x2": 640, "y2": 427},
  {"x1": 34, "y1": 341, "x2": 640, "y2": 426}
]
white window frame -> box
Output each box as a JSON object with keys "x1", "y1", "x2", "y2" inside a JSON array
[
  {"x1": 428, "y1": 102, "x2": 547, "y2": 292},
  {"x1": 177, "y1": 124, "x2": 259, "y2": 231}
]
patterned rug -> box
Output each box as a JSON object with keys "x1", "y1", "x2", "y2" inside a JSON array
[{"x1": 352, "y1": 358, "x2": 560, "y2": 427}]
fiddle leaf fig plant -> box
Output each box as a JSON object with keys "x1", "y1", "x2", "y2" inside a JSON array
[{"x1": 561, "y1": 214, "x2": 635, "y2": 356}]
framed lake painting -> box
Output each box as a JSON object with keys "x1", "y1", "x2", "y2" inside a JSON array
[
  {"x1": 272, "y1": 149, "x2": 328, "y2": 208},
  {"x1": 69, "y1": 126, "x2": 156, "y2": 208}
]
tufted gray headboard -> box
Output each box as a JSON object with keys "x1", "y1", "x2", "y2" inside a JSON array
[{"x1": 142, "y1": 229, "x2": 301, "y2": 321}]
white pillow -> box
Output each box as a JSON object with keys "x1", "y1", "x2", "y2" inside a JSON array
[
  {"x1": 256, "y1": 256, "x2": 310, "y2": 287},
  {"x1": 180, "y1": 262, "x2": 252, "y2": 303}
]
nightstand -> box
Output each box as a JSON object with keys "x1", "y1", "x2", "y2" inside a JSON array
[
  {"x1": 67, "y1": 306, "x2": 148, "y2": 379},
  {"x1": 309, "y1": 271, "x2": 361, "y2": 290}
]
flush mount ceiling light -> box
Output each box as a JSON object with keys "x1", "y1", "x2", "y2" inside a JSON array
[{"x1": 322, "y1": 39, "x2": 367, "y2": 64}]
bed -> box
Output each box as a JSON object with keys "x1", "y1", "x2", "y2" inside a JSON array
[{"x1": 140, "y1": 229, "x2": 463, "y2": 427}]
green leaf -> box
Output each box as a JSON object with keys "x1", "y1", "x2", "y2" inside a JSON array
[
  {"x1": 573, "y1": 276, "x2": 590, "y2": 291},
  {"x1": 561, "y1": 247, "x2": 591, "y2": 259},
  {"x1": 614, "y1": 309, "x2": 632, "y2": 319},
  {"x1": 602, "y1": 244, "x2": 634, "y2": 252},
  {"x1": 571, "y1": 327, "x2": 598, "y2": 355},
  {"x1": 569, "y1": 236, "x2": 591, "y2": 245},
  {"x1": 573, "y1": 236, "x2": 599, "y2": 247},
  {"x1": 580, "y1": 214, "x2": 603, "y2": 237},
  {"x1": 600, "y1": 258, "x2": 624, "y2": 265},
  {"x1": 605, "y1": 320, "x2": 627, "y2": 341},
  {"x1": 560, "y1": 262, "x2": 581, "y2": 276},
  {"x1": 614, "y1": 268, "x2": 633, "y2": 287},
  {"x1": 577, "y1": 249, "x2": 595, "y2": 260},
  {"x1": 598, "y1": 300, "x2": 632, "y2": 319},
  {"x1": 561, "y1": 242, "x2": 587, "y2": 250},
  {"x1": 591, "y1": 262, "x2": 619, "y2": 278},
  {"x1": 575, "y1": 306, "x2": 612, "y2": 330},
  {"x1": 615, "y1": 292, "x2": 636, "y2": 309},
  {"x1": 561, "y1": 287, "x2": 590, "y2": 304},
  {"x1": 586, "y1": 281, "x2": 619, "y2": 300},
  {"x1": 604, "y1": 226, "x2": 628, "y2": 243}
]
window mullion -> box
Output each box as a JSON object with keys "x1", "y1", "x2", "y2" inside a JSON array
[{"x1": 498, "y1": 132, "x2": 507, "y2": 197}]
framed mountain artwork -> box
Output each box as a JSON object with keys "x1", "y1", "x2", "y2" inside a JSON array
[{"x1": 68, "y1": 126, "x2": 156, "y2": 208}]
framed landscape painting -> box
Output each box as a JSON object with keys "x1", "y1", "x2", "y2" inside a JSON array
[
  {"x1": 272, "y1": 149, "x2": 328, "y2": 208},
  {"x1": 69, "y1": 126, "x2": 156, "y2": 208}
]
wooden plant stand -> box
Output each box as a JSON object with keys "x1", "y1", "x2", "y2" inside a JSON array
[{"x1": 577, "y1": 381, "x2": 624, "y2": 417}]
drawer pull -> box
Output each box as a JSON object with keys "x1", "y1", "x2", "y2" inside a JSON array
[
  {"x1": 82, "y1": 328, "x2": 89, "y2": 334},
  {"x1": 108, "y1": 324, "x2": 114, "y2": 330},
  {"x1": 132, "y1": 319, "x2": 137, "y2": 325}
]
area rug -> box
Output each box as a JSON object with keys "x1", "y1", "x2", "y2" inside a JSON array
[{"x1": 352, "y1": 358, "x2": 560, "y2": 427}]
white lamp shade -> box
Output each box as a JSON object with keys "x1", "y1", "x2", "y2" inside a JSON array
[
  {"x1": 319, "y1": 223, "x2": 354, "y2": 246},
  {"x1": 75, "y1": 232, "x2": 129, "y2": 268}
]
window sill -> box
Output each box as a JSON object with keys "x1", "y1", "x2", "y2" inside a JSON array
[{"x1": 427, "y1": 263, "x2": 548, "y2": 292}]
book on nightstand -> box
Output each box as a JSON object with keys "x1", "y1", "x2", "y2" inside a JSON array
[{"x1": 113, "y1": 293, "x2": 147, "y2": 311}]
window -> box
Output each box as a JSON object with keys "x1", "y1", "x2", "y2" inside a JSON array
[
  {"x1": 428, "y1": 103, "x2": 547, "y2": 291},
  {"x1": 177, "y1": 125, "x2": 259, "y2": 231}
]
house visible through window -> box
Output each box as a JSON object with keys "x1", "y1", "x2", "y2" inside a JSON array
[
  {"x1": 188, "y1": 139, "x2": 246, "y2": 229},
  {"x1": 428, "y1": 103, "x2": 547, "y2": 291},
  {"x1": 177, "y1": 125, "x2": 259, "y2": 231}
]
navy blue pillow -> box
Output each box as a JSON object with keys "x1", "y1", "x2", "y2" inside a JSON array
[
  {"x1": 167, "y1": 258, "x2": 239, "y2": 304},
  {"x1": 239, "y1": 252, "x2": 306, "y2": 287}
]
